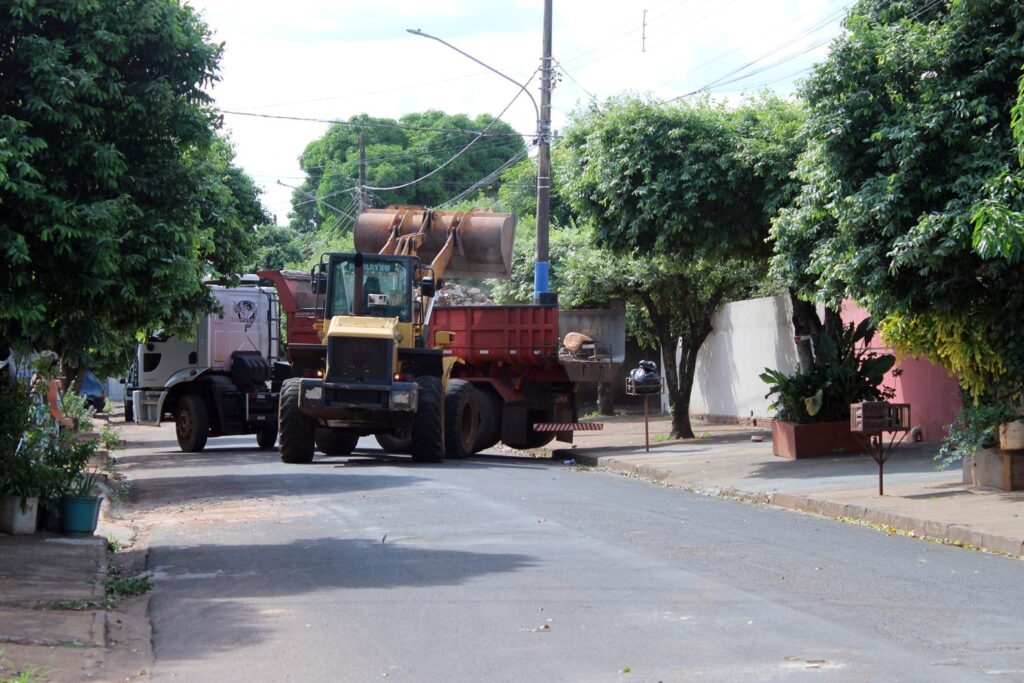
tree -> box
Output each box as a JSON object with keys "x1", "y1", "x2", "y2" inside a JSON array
[
  {"x1": 289, "y1": 111, "x2": 526, "y2": 234},
  {"x1": 562, "y1": 96, "x2": 805, "y2": 437},
  {"x1": 0, "y1": 0, "x2": 268, "y2": 375},
  {"x1": 771, "y1": 0, "x2": 1024, "y2": 401}
]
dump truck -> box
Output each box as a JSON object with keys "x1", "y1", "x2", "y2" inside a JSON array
[
  {"x1": 126, "y1": 276, "x2": 285, "y2": 452},
  {"x1": 268, "y1": 205, "x2": 624, "y2": 464}
]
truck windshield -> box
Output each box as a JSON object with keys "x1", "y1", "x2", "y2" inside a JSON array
[{"x1": 327, "y1": 256, "x2": 411, "y2": 321}]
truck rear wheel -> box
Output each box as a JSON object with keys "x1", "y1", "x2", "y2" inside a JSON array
[
  {"x1": 256, "y1": 422, "x2": 278, "y2": 450},
  {"x1": 176, "y1": 394, "x2": 209, "y2": 453},
  {"x1": 279, "y1": 378, "x2": 315, "y2": 464},
  {"x1": 316, "y1": 428, "x2": 359, "y2": 456},
  {"x1": 411, "y1": 375, "x2": 444, "y2": 463},
  {"x1": 375, "y1": 432, "x2": 411, "y2": 454},
  {"x1": 472, "y1": 387, "x2": 502, "y2": 453},
  {"x1": 444, "y1": 379, "x2": 477, "y2": 459}
]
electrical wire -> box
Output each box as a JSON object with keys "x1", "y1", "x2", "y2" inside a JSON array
[
  {"x1": 554, "y1": 59, "x2": 597, "y2": 102},
  {"x1": 363, "y1": 70, "x2": 538, "y2": 193},
  {"x1": 218, "y1": 109, "x2": 534, "y2": 138},
  {"x1": 439, "y1": 144, "x2": 533, "y2": 208}
]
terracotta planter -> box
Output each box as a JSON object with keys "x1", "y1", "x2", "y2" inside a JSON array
[
  {"x1": 963, "y1": 448, "x2": 1024, "y2": 491},
  {"x1": 771, "y1": 420, "x2": 865, "y2": 459}
]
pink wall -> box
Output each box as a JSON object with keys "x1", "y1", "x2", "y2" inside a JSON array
[{"x1": 841, "y1": 301, "x2": 961, "y2": 442}]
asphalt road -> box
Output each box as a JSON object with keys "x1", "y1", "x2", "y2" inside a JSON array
[{"x1": 120, "y1": 428, "x2": 1024, "y2": 682}]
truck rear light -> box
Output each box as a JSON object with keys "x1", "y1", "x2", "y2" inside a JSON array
[{"x1": 394, "y1": 373, "x2": 412, "y2": 382}]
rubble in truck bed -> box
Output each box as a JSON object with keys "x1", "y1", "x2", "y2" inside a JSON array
[{"x1": 434, "y1": 283, "x2": 494, "y2": 306}]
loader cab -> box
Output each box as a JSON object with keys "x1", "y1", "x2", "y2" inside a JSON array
[{"x1": 324, "y1": 253, "x2": 415, "y2": 322}]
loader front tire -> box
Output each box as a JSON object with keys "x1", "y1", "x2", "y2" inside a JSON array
[
  {"x1": 444, "y1": 380, "x2": 477, "y2": 459},
  {"x1": 176, "y1": 394, "x2": 209, "y2": 453},
  {"x1": 410, "y1": 375, "x2": 444, "y2": 463},
  {"x1": 279, "y1": 378, "x2": 315, "y2": 464}
]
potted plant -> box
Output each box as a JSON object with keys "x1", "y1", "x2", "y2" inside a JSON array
[
  {"x1": 0, "y1": 378, "x2": 48, "y2": 534},
  {"x1": 941, "y1": 399, "x2": 1024, "y2": 490},
  {"x1": 61, "y1": 468, "x2": 103, "y2": 535},
  {"x1": 760, "y1": 316, "x2": 897, "y2": 459}
]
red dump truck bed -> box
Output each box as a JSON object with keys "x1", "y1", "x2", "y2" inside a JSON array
[{"x1": 431, "y1": 305, "x2": 559, "y2": 366}]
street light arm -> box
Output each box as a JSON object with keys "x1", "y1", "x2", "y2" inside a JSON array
[{"x1": 406, "y1": 28, "x2": 540, "y2": 124}]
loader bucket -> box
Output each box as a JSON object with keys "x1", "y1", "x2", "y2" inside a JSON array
[{"x1": 353, "y1": 206, "x2": 515, "y2": 280}]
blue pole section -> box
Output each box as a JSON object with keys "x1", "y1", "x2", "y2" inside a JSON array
[{"x1": 533, "y1": 261, "x2": 550, "y2": 300}]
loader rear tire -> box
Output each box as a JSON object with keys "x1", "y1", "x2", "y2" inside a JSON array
[
  {"x1": 279, "y1": 378, "x2": 315, "y2": 464},
  {"x1": 316, "y1": 428, "x2": 359, "y2": 456},
  {"x1": 472, "y1": 387, "x2": 502, "y2": 453},
  {"x1": 176, "y1": 394, "x2": 209, "y2": 453},
  {"x1": 444, "y1": 380, "x2": 477, "y2": 459},
  {"x1": 410, "y1": 375, "x2": 444, "y2": 463},
  {"x1": 256, "y1": 422, "x2": 278, "y2": 450},
  {"x1": 375, "y1": 432, "x2": 411, "y2": 454}
]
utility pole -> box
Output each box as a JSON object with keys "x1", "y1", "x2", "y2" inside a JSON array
[
  {"x1": 534, "y1": 0, "x2": 553, "y2": 304},
  {"x1": 358, "y1": 132, "x2": 367, "y2": 213}
]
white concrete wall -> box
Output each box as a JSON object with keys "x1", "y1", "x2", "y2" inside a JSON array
[{"x1": 689, "y1": 293, "x2": 798, "y2": 422}]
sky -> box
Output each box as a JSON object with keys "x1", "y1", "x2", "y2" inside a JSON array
[{"x1": 187, "y1": 0, "x2": 852, "y2": 223}]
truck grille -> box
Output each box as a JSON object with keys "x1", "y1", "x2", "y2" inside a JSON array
[{"x1": 326, "y1": 337, "x2": 392, "y2": 384}]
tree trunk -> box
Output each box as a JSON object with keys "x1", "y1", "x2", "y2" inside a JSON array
[
  {"x1": 660, "y1": 338, "x2": 693, "y2": 439},
  {"x1": 597, "y1": 381, "x2": 615, "y2": 416},
  {"x1": 788, "y1": 289, "x2": 821, "y2": 373}
]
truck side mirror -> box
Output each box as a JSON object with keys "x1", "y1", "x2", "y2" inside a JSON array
[{"x1": 421, "y1": 276, "x2": 436, "y2": 298}]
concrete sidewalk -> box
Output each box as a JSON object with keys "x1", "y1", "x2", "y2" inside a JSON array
[
  {"x1": 558, "y1": 415, "x2": 1024, "y2": 558},
  {"x1": 0, "y1": 534, "x2": 108, "y2": 679}
]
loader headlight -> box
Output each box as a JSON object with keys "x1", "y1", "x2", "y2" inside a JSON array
[{"x1": 389, "y1": 390, "x2": 416, "y2": 411}]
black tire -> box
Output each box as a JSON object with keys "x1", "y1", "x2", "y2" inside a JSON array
[
  {"x1": 315, "y1": 428, "x2": 359, "y2": 456},
  {"x1": 444, "y1": 379, "x2": 478, "y2": 459},
  {"x1": 472, "y1": 387, "x2": 502, "y2": 452},
  {"x1": 256, "y1": 422, "x2": 278, "y2": 450},
  {"x1": 279, "y1": 378, "x2": 315, "y2": 464},
  {"x1": 375, "y1": 432, "x2": 411, "y2": 454},
  {"x1": 410, "y1": 375, "x2": 444, "y2": 463},
  {"x1": 176, "y1": 394, "x2": 209, "y2": 453}
]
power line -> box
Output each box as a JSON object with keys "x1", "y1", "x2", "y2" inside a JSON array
[
  {"x1": 439, "y1": 144, "x2": 534, "y2": 208},
  {"x1": 554, "y1": 59, "x2": 596, "y2": 102},
  {"x1": 218, "y1": 109, "x2": 534, "y2": 138},
  {"x1": 364, "y1": 70, "x2": 538, "y2": 193}
]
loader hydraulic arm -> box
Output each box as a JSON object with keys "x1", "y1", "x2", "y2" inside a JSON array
[{"x1": 377, "y1": 208, "x2": 472, "y2": 284}]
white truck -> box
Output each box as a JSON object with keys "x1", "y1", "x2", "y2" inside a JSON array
[{"x1": 127, "y1": 276, "x2": 286, "y2": 452}]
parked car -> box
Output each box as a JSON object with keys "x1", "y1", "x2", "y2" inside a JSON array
[{"x1": 78, "y1": 371, "x2": 106, "y2": 412}]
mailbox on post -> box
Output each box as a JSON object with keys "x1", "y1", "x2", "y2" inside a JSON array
[
  {"x1": 626, "y1": 360, "x2": 665, "y2": 452},
  {"x1": 850, "y1": 401, "x2": 912, "y2": 495}
]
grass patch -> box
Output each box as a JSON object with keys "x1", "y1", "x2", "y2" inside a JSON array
[
  {"x1": 0, "y1": 651, "x2": 45, "y2": 683},
  {"x1": 104, "y1": 567, "x2": 152, "y2": 601},
  {"x1": 36, "y1": 599, "x2": 103, "y2": 611},
  {"x1": 106, "y1": 536, "x2": 121, "y2": 552},
  {"x1": 652, "y1": 434, "x2": 671, "y2": 443}
]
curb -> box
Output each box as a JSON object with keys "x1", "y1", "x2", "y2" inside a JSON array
[{"x1": 561, "y1": 449, "x2": 1024, "y2": 559}]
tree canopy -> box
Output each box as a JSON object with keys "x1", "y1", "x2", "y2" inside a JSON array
[
  {"x1": 770, "y1": 0, "x2": 1024, "y2": 399},
  {"x1": 0, "y1": 0, "x2": 268, "y2": 372},
  {"x1": 288, "y1": 111, "x2": 526, "y2": 233},
  {"x1": 562, "y1": 95, "x2": 805, "y2": 436}
]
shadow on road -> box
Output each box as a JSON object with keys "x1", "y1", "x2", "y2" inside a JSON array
[
  {"x1": 148, "y1": 537, "x2": 537, "y2": 661},
  {"x1": 127, "y1": 471, "x2": 425, "y2": 510}
]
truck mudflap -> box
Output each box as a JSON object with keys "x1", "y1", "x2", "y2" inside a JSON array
[{"x1": 296, "y1": 377, "x2": 419, "y2": 423}]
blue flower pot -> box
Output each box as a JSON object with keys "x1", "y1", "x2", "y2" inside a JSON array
[{"x1": 61, "y1": 496, "x2": 102, "y2": 535}]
